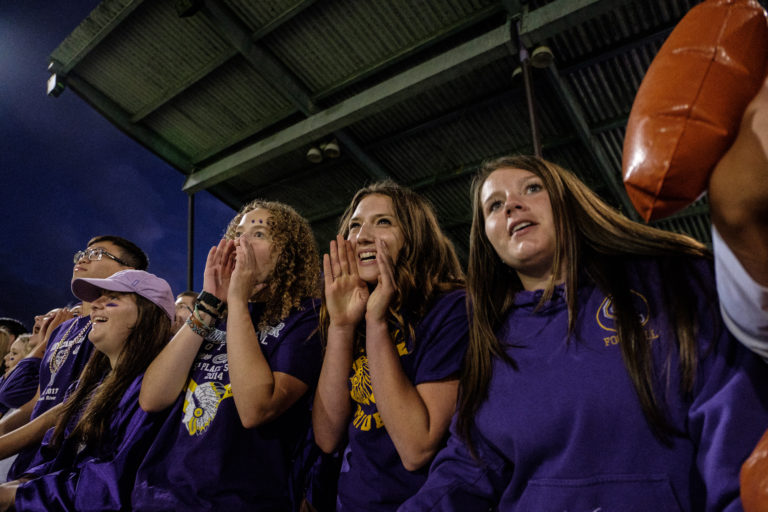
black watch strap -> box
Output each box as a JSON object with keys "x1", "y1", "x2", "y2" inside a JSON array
[{"x1": 197, "y1": 291, "x2": 223, "y2": 311}]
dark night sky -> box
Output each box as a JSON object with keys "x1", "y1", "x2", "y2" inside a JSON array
[{"x1": 0, "y1": 3, "x2": 237, "y2": 330}]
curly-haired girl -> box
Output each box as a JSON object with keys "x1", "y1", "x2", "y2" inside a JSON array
[{"x1": 135, "y1": 200, "x2": 323, "y2": 511}]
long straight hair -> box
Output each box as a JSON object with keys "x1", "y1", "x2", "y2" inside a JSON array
[
  {"x1": 459, "y1": 155, "x2": 711, "y2": 450},
  {"x1": 321, "y1": 181, "x2": 464, "y2": 350},
  {"x1": 51, "y1": 294, "x2": 171, "y2": 450}
]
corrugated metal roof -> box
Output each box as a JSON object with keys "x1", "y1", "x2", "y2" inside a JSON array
[{"x1": 49, "y1": 0, "x2": 766, "y2": 260}]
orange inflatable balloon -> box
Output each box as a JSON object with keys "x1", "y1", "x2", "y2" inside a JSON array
[
  {"x1": 742, "y1": 427, "x2": 768, "y2": 512},
  {"x1": 622, "y1": 0, "x2": 768, "y2": 222}
]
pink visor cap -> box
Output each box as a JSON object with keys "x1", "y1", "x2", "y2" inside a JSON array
[{"x1": 72, "y1": 269, "x2": 175, "y2": 321}]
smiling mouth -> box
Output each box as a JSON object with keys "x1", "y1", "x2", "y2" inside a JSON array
[
  {"x1": 511, "y1": 221, "x2": 534, "y2": 234},
  {"x1": 92, "y1": 316, "x2": 108, "y2": 324},
  {"x1": 359, "y1": 251, "x2": 377, "y2": 262}
]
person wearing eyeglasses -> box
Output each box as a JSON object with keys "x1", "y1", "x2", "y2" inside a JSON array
[
  {"x1": 172, "y1": 291, "x2": 197, "y2": 334},
  {"x1": 0, "y1": 235, "x2": 148, "y2": 481}
]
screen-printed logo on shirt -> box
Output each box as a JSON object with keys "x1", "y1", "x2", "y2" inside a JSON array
[
  {"x1": 349, "y1": 329, "x2": 410, "y2": 432},
  {"x1": 596, "y1": 290, "x2": 659, "y2": 346},
  {"x1": 258, "y1": 321, "x2": 285, "y2": 345},
  {"x1": 182, "y1": 379, "x2": 233, "y2": 436}
]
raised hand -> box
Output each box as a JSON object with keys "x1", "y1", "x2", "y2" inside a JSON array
[
  {"x1": 229, "y1": 237, "x2": 268, "y2": 303},
  {"x1": 31, "y1": 308, "x2": 74, "y2": 358},
  {"x1": 323, "y1": 234, "x2": 369, "y2": 328},
  {"x1": 366, "y1": 237, "x2": 396, "y2": 323},
  {"x1": 202, "y1": 239, "x2": 236, "y2": 303}
]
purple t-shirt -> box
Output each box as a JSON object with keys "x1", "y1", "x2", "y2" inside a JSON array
[
  {"x1": 8, "y1": 315, "x2": 94, "y2": 480},
  {"x1": 35, "y1": 315, "x2": 94, "y2": 417},
  {"x1": 15, "y1": 374, "x2": 169, "y2": 511},
  {"x1": 337, "y1": 289, "x2": 468, "y2": 512},
  {"x1": 401, "y1": 258, "x2": 768, "y2": 511},
  {"x1": 132, "y1": 298, "x2": 322, "y2": 512},
  {"x1": 0, "y1": 357, "x2": 41, "y2": 414}
]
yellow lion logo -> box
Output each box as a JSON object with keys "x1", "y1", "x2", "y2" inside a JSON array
[{"x1": 349, "y1": 354, "x2": 374, "y2": 406}]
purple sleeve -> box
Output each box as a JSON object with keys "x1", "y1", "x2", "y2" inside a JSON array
[
  {"x1": 687, "y1": 326, "x2": 768, "y2": 511},
  {"x1": 399, "y1": 417, "x2": 509, "y2": 511},
  {"x1": 16, "y1": 375, "x2": 169, "y2": 511},
  {"x1": 413, "y1": 290, "x2": 469, "y2": 385},
  {"x1": 268, "y1": 303, "x2": 322, "y2": 386},
  {"x1": 685, "y1": 259, "x2": 768, "y2": 511},
  {"x1": 0, "y1": 358, "x2": 41, "y2": 410}
]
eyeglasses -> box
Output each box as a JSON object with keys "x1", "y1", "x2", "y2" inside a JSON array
[
  {"x1": 175, "y1": 303, "x2": 194, "y2": 314},
  {"x1": 73, "y1": 247, "x2": 130, "y2": 267}
]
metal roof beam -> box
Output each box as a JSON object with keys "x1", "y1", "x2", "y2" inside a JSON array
[
  {"x1": 65, "y1": 73, "x2": 193, "y2": 172},
  {"x1": 313, "y1": 4, "x2": 503, "y2": 102},
  {"x1": 200, "y1": 0, "x2": 388, "y2": 182},
  {"x1": 201, "y1": 0, "x2": 317, "y2": 114},
  {"x1": 131, "y1": 1, "x2": 318, "y2": 122},
  {"x1": 182, "y1": 21, "x2": 516, "y2": 193},
  {"x1": 49, "y1": 0, "x2": 145, "y2": 75},
  {"x1": 543, "y1": 63, "x2": 638, "y2": 219},
  {"x1": 519, "y1": 0, "x2": 631, "y2": 48}
]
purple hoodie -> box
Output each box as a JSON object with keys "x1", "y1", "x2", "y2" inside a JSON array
[{"x1": 401, "y1": 258, "x2": 768, "y2": 511}]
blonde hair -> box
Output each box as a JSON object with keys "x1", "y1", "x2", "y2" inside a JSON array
[
  {"x1": 0, "y1": 328, "x2": 13, "y2": 370},
  {"x1": 14, "y1": 334, "x2": 33, "y2": 356}
]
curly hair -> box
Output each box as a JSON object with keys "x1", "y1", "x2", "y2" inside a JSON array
[
  {"x1": 459, "y1": 155, "x2": 711, "y2": 451},
  {"x1": 322, "y1": 181, "x2": 464, "y2": 348},
  {"x1": 224, "y1": 199, "x2": 321, "y2": 330}
]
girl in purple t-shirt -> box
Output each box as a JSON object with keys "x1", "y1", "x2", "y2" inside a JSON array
[
  {"x1": 0, "y1": 269, "x2": 175, "y2": 510},
  {"x1": 313, "y1": 181, "x2": 468, "y2": 511},
  {"x1": 0, "y1": 334, "x2": 41, "y2": 417},
  {"x1": 401, "y1": 155, "x2": 768, "y2": 511},
  {"x1": 134, "y1": 200, "x2": 322, "y2": 511}
]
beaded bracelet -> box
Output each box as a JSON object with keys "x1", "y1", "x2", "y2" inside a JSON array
[{"x1": 186, "y1": 313, "x2": 212, "y2": 338}]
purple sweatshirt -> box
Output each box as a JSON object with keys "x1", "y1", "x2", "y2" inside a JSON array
[
  {"x1": 15, "y1": 375, "x2": 168, "y2": 511},
  {"x1": 337, "y1": 289, "x2": 469, "y2": 512},
  {"x1": 400, "y1": 258, "x2": 768, "y2": 512},
  {"x1": 0, "y1": 357, "x2": 41, "y2": 414},
  {"x1": 9, "y1": 315, "x2": 94, "y2": 480}
]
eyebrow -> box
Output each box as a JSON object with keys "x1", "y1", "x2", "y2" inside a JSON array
[
  {"x1": 350, "y1": 212, "x2": 394, "y2": 222},
  {"x1": 237, "y1": 225, "x2": 270, "y2": 235}
]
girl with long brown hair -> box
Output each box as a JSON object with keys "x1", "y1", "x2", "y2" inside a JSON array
[
  {"x1": 402, "y1": 155, "x2": 768, "y2": 511},
  {"x1": 0, "y1": 269, "x2": 174, "y2": 510},
  {"x1": 312, "y1": 181, "x2": 468, "y2": 511}
]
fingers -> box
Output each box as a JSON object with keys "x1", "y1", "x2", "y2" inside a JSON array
[
  {"x1": 344, "y1": 238, "x2": 359, "y2": 278},
  {"x1": 328, "y1": 237, "x2": 341, "y2": 280},
  {"x1": 323, "y1": 254, "x2": 333, "y2": 289},
  {"x1": 374, "y1": 238, "x2": 395, "y2": 285},
  {"x1": 42, "y1": 309, "x2": 71, "y2": 344},
  {"x1": 337, "y1": 234, "x2": 351, "y2": 277}
]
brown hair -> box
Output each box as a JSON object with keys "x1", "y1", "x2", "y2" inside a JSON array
[
  {"x1": 459, "y1": 155, "x2": 711, "y2": 450},
  {"x1": 224, "y1": 199, "x2": 321, "y2": 329},
  {"x1": 52, "y1": 294, "x2": 171, "y2": 450},
  {"x1": 322, "y1": 181, "x2": 464, "y2": 349}
]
